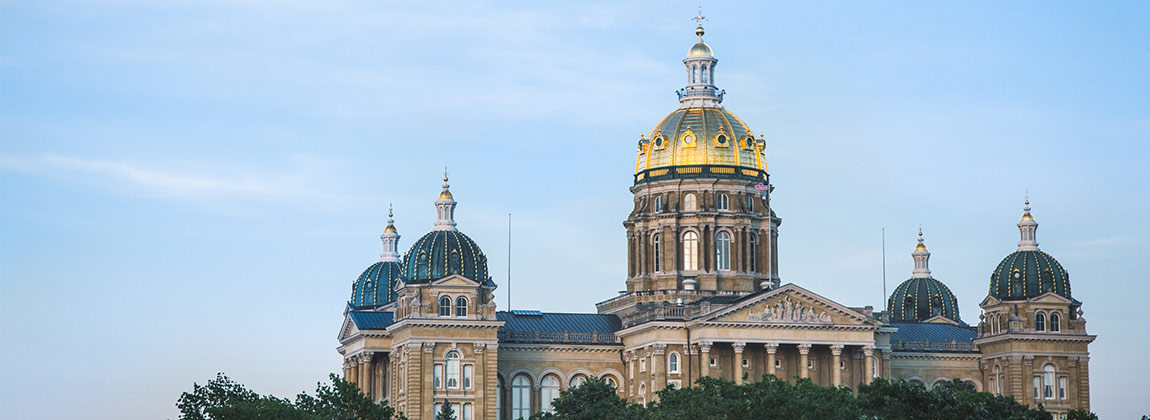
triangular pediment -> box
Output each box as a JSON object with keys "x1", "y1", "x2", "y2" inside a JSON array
[
  {"x1": 979, "y1": 295, "x2": 1002, "y2": 308},
  {"x1": 1031, "y1": 292, "x2": 1073, "y2": 304},
  {"x1": 697, "y1": 284, "x2": 877, "y2": 327},
  {"x1": 430, "y1": 274, "x2": 480, "y2": 287},
  {"x1": 923, "y1": 315, "x2": 962, "y2": 326},
  {"x1": 338, "y1": 313, "x2": 361, "y2": 341}
]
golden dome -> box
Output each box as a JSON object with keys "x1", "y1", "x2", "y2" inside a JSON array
[
  {"x1": 688, "y1": 41, "x2": 713, "y2": 57},
  {"x1": 439, "y1": 190, "x2": 453, "y2": 200},
  {"x1": 915, "y1": 242, "x2": 928, "y2": 251},
  {"x1": 636, "y1": 107, "x2": 764, "y2": 174},
  {"x1": 384, "y1": 224, "x2": 398, "y2": 233},
  {"x1": 1020, "y1": 211, "x2": 1034, "y2": 221}
]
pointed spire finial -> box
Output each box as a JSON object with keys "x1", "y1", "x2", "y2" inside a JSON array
[
  {"x1": 388, "y1": 203, "x2": 393, "y2": 219},
  {"x1": 693, "y1": 8, "x2": 706, "y2": 39}
]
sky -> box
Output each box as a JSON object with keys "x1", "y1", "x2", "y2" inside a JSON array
[{"x1": 1, "y1": 1, "x2": 1148, "y2": 418}]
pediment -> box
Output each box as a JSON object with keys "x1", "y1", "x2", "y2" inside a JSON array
[
  {"x1": 698, "y1": 284, "x2": 876, "y2": 327},
  {"x1": 1030, "y1": 292, "x2": 1073, "y2": 304},
  {"x1": 430, "y1": 274, "x2": 480, "y2": 287},
  {"x1": 979, "y1": 295, "x2": 1002, "y2": 308},
  {"x1": 338, "y1": 314, "x2": 361, "y2": 341},
  {"x1": 923, "y1": 315, "x2": 962, "y2": 326}
]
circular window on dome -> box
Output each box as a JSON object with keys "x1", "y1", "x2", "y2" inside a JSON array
[
  {"x1": 715, "y1": 134, "x2": 728, "y2": 147},
  {"x1": 654, "y1": 136, "x2": 665, "y2": 149},
  {"x1": 745, "y1": 137, "x2": 755, "y2": 149},
  {"x1": 683, "y1": 133, "x2": 695, "y2": 144}
]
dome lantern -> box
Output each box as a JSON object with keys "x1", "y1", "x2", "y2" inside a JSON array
[
  {"x1": 887, "y1": 231, "x2": 961, "y2": 323},
  {"x1": 912, "y1": 227, "x2": 931, "y2": 278},
  {"x1": 678, "y1": 9, "x2": 723, "y2": 108},
  {"x1": 1018, "y1": 195, "x2": 1039, "y2": 251},
  {"x1": 989, "y1": 197, "x2": 1072, "y2": 300},
  {"x1": 379, "y1": 204, "x2": 401, "y2": 262},
  {"x1": 402, "y1": 173, "x2": 491, "y2": 284},
  {"x1": 434, "y1": 168, "x2": 457, "y2": 231},
  {"x1": 350, "y1": 206, "x2": 403, "y2": 308}
]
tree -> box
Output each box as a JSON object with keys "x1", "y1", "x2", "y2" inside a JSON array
[
  {"x1": 529, "y1": 376, "x2": 647, "y2": 420},
  {"x1": 176, "y1": 373, "x2": 403, "y2": 420},
  {"x1": 1065, "y1": 409, "x2": 1098, "y2": 420},
  {"x1": 435, "y1": 401, "x2": 456, "y2": 420}
]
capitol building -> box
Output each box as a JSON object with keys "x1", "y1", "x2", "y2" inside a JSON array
[{"x1": 335, "y1": 20, "x2": 1095, "y2": 420}]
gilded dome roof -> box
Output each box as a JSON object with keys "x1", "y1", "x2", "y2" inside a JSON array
[
  {"x1": 402, "y1": 230, "x2": 489, "y2": 284},
  {"x1": 635, "y1": 107, "x2": 764, "y2": 175},
  {"x1": 350, "y1": 260, "x2": 402, "y2": 308},
  {"x1": 689, "y1": 41, "x2": 713, "y2": 57},
  {"x1": 990, "y1": 250, "x2": 1070, "y2": 300},
  {"x1": 888, "y1": 277, "x2": 961, "y2": 323}
]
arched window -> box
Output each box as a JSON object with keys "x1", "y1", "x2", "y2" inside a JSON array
[
  {"x1": 652, "y1": 234, "x2": 661, "y2": 272},
  {"x1": 1035, "y1": 312, "x2": 1046, "y2": 332},
  {"x1": 496, "y1": 376, "x2": 503, "y2": 420},
  {"x1": 638, "y1": 382, "x2": 647, "y2": 404},
  {"x1": 654, "y1": 195, "x2": 663, "y2": 212},
  {"x1": 569, "y1": 374, "x2": 586, "y2": 388},
  {"x1": 1043, "y1": 365, "x2": 1055, "y2": 399},
  {"x1": 715, "y1": 231, "x2": 731, "y2": 271},
  {"x1": 1050, "y1": 313, "x2": 1061, "y2": 332},
  {"x1": 511, "y1": 374, "x2": 531, "y2": 420},
  {"x1": 604, "y1": 376, "x2": 618, "y2": 389},
  {"x1": 683, "y1": 232, "x2": 699, "y2": 271},
  {"x1": 683, "y1": 193, "x2": 697, "y2": 211},
  {"x1": 717, "y1": 194, "x2": 729, "y2": 210},
  {"x1": 701, "y1": 65, "x2": 709, "y2": 83},
  {"x1": 908, "y1": 378, "x2": 925, "y2": 388},
  {"x1": 668, "y1": 352, "x2": 680, "y2": 373},
  {"x1": 445, "y1": 352, "x2": 461, "y2": 389},
  {"x1": 745, "y1": 194, "x2": 754, "y2": 211},
  {"x1": 455, "y1": 296, "x2": 468, "y2": 317},
  {"x1": 992, "y1": 365, "x2": 1002, "y2": 395},
  {"x1": 1058, "y1": 376, "x2": 1067, "y2": 399},
  {"x1": 541, "y1": 375, "x2": 561, "y2": 413},
  {"x1": 439, "y1": 296, "x2": 452, "y2": 317},
  {"x1": 691, "y1": 65, "x2": 698, "y2": 83}
]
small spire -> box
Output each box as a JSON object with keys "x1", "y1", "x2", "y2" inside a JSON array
[
  {"x1": 434, "y1": 171, "x2": 458, "y2": 231},
  {"x1": 1017, "y1": 195, "x2": 1039, "y2": 251},
  {"x1": 379, "y1": 204, "x2": 400, "y2": 261},
  {"x1": 912, "y1": 229, "x2": 931, "y2": 278}
]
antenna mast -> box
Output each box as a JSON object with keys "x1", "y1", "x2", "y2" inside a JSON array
[
  {"x1": 507, "y1": 213, "x2": 512, "y2": 311},
  {"x1": 881, "y1": 228, "x2": 887, "y2": 312}
]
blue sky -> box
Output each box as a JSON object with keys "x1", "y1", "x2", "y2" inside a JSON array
[{"x1": 2, "y1": 1, "x2": 1148, "y2": 419}]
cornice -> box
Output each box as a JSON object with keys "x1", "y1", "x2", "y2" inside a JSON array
[
  {"x1": 499, "y1": 344, "x2": 624, "y2": 353},
  {"x1": 974, "y1": 333, "x2": 1095, "y2": 346}
]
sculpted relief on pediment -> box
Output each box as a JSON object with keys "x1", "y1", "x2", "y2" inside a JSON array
[{"x1": 746, "y1": 296, "x2": 833, "y2": 325}]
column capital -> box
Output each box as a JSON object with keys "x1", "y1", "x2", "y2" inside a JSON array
[
  {"x1": 881, "y1": 350, "x2": 891, "y2": 360},
  {"x1": 358, "y1": 352, "x2": 375, "y2": 363},
  {"x1": 862, "y1": 346, "x2": 875, "y2": 357},
  {"x1": 732, "y1": 342, "x2": 746, "y2": 353},
  {"x1": 1068, "y1": 356, "x2": 1079, "y2": 367},
  {"x1": 652, "y1": 344, "x2": 667, "y2": 355},
  {"x1": 765, "y1": 342, "x2": 779, "y2": 353},
  {"x1": 1022, "y1": 355, "x2": 1035, "y2": 364},
  {"x1": 797, "y1": 344, "x2": 812, "y2": 354},
  {"x1": 474, "y1": 343, "x2": 486, "y2": 354},
  {"x1": 344, "y1": 358, "x2": 357, "y2": 368},
  {"x1": 698, "y1": 341, "x2": 712, "y2": 353},
  {"x1": 830, "y1": 345, "x2": 844, "y2": 356},
  {"x1": 423, "y1": 344, "x2": 435, "y2": 353}
]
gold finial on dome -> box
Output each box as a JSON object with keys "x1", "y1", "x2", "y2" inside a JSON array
[
  {"x1": 384, "y1": 203, "x2": 398, "y2": 233},
  {"x1": 1020, "y1": 193, "x2": 1034, "y2": 221},
  {"x1": 915, "y1": 226, "x2": 928, "y2": 251},
  {"x1": 693, "y1": 8, "x2": 706, "y2": 39},
  {"x1": 439, "y1": 166, "x2": 454, "y2": 199}
]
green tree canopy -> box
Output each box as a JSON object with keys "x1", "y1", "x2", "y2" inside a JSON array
[{"x1": 176, "y1": 373, "x2": 403, "y2": 420}]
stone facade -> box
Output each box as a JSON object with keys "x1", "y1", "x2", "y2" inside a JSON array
[{"x1": 335, "y1": 20, "x2": 1094, "y2": 420}]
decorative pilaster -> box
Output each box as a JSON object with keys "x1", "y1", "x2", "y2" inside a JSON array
[
  {"x1": 830, "y1": 345, "x2": 844, "y2": 386},
  {"x1": 652, "y1": 344, "x2": 667, "y2": 393}
]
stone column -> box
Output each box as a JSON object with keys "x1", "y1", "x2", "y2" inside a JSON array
[
  {"x1": 733, "y1": 342, "x2": 746, "y2": 384},
  {"x1": 863, "y1": 347, "x2": 875, "y2": 385},
  {"x1": 653, "y1": 344, "x2": 667, "y2": 392},
  {"x1": 699, "y1": 342, "x2": 712, "y2": 378},
  {"x1": 766, "y1": 343, "x2": 778, "y2": 377},
  {"x1": 831, "y1": 345, "x2": 843, "y2": 386},
  {"x1": 359, "y1": 353, "x2": 373, "y2": 398},
  {"x1": 798, "y1": 344, "x2": 811, "y2": 379},
  {"x1": 348, "y1": 358, "x2": 360, "y2": 387},
  {"x1": 343, "y1": 358, "x2": 353, "y2": 381}
]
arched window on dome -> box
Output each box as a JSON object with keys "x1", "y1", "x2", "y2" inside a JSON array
[
  {"x1": 692, "y1": 65, "x2": 698, "y2": 83},
  {"x1": 439, "y1": 296, "x2": 452, "y2": 317},
  {"x1": 683, "y1": 231, "x2": 699, "y2": 271},
  {"x1": 701, "y1": 65, "x2": 709, "y2": 83},
  {"x1": 715, "y1": 231, "x2": 731, "y2": 271},
  {"x1": 1035, "y1": 312, "x2": 1046, "y2": 332},
  {"x1": 652, "y1": 234, "x2": 662, "y2": 272},
  {"x1": 717, "y1": 194, "x2": 729, "y2": 211},
  {"x1": 455, "y1": 296, "x2": 468, "y2": 317},
  {"x1": 684, "y1": 194, "x2": 697, "y2": 211},
  {"x1": 1050, "y1": 312, "x2": 1060, "y2": 332},
  {"x1": 931, "y1": 297, "x2": 942, "y2": 317}
]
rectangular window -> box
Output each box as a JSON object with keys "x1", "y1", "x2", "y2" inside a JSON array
[
  {"x1": 434, "y1": 364, "x2": 443, "y2": 389},
  {"x1": 775, "y1": 358, "x2": 782, "y2": 369},
  {"x1": 629, "y1": 359, "x2": 634, "y2": 379},
  {"x1": 462, "y1": 404, "x2": 472, "y2": 420},
  {"x1": 434, "y1": 403, "x2": 441, "y2": 417},
  {"x1": 742, "y1": 359, "x2": 749, "y2": 368},
  {"x1": 807, "y1": 359, "x2": 814, "y2": 370},
  {"x1": 1058, "y1": 377, "x2": 1066, "y2": 399},
  {"x1": 709, "y1": 357, "x2": 717, "y2": 367},
  {"x1": 1033, "y1": 376, "x2": 1040, "y2": 399},
  {"x1": 463, "y1": 365, "x2": 473, "y2": 389},
  {"x1": 640, "y1": 357, "x2": 646, "y2": 372}
]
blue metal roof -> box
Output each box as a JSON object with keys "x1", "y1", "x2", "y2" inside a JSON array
[
  {"x1": 349, "y1": 311, "x2": 394, "y2": 330},
  {"x1": 891, "y1": 322, "x2": 977, "y2": 343},
  {"x1": 497, "y1": 312, "x2": 621, "y2": 345}
]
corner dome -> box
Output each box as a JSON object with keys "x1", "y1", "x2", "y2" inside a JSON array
[
  {"x1": 888, "y1": 277, "x2": 961, "y2": 323},
  {"x1": 351, "y1": 260, "x2": 402, "y2": 308},
  {"x1": 990, "y1": 250, "x2": 1070, "y2": 300},
  {"x1": 402, "y1": 230, "x2": 489, "y2": 284},
  {"x1": 688, "y1": 41, "x2": 713, "y2": 57}
]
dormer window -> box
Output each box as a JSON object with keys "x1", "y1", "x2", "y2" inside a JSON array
[
  {"x1": 1050, "y1": 312, "x2": 1061, "y2": 332},
  {"x1": 1035, "y1": 312, "x2": 1046, "y2": 332}
]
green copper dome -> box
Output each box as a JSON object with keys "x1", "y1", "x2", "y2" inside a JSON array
[
  {"x1": 402, "y1": 230, "x2": 489, "y2": 284},
  {"x1": 990, "y1": 250, "x2": 1070, "y2": 300},
  {"x1": 888, "y1": 277, "x2": 961, "y2": 323},
  {"x1": 350, "y1": 260, "x2": 402, "y2": 308}
]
